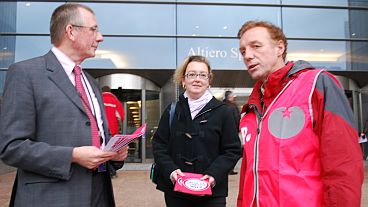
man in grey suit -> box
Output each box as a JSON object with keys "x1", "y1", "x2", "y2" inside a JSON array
[{"x1": 0, "y1": 3, "x2": 128, "y2": 207}]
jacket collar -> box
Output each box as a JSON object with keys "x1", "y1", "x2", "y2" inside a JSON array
[
  {"x1": 45, "y1": 51, "x2": 86, "y2": 114},
  {"x1": 102, "y1": 92, "x2": 118, "y2": 99},
  {"x1": 242, "y1": 60, "x2": 314, "y2": 114}
]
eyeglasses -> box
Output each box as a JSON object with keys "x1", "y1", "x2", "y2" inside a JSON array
[
  {"x1": 185, "y1": 72, "x2": 209, "y2": 80},
  {"x1": 71, "y1": 24, "x2": 99, "y2": 33}
]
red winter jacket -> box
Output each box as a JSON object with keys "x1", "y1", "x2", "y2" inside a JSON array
[
  {"x1": 237, "y1": 61, "x2": 364, "y2": 207},
  {"x1": 102, "y1": 92, "x2": 124, "y2": 136}
]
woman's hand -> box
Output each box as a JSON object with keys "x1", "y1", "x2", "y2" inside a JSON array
[
  {"x1": 169, "y1": 169, "x2": 185, "y2": 184},
  {"x1": 201, "y1": 174, "x2": 216, "y2": 187}
]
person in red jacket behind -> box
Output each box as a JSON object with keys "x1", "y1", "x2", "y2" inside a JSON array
[
  {"x1": 237, "y1": 20, "x2": 363, "y2": 207},
  {"x1": 102, "y1": 86, "x2": 125, "y2": 136},
  {"x1": 102, "y1": 86, "x2": 125, "y2": 178}
]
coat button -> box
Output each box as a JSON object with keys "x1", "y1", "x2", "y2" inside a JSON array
[
  {"x1": 184, "y1": 161, "x2": 193, "y2": 166},
  {"x1": 86, "y1": 121, "x2": 91, "y2": 126},
  {"x1": 185, "y1": 133, "x2": 192, "y2": 139}
]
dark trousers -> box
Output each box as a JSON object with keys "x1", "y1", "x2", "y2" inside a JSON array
[
  {"x1": 91, "y1": 172, "x2": 115, "y2": 207},
  {"x1": 164, "y1": 192, "x2": 226, "y2": 207}
]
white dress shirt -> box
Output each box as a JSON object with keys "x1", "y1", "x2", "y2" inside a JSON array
[{"x1": 51, "y1": 47, "x2": 106, "y2": 148}]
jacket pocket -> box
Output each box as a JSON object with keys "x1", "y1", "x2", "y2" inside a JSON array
[{"x1": 23, "y1": 173, "x2": 59, "y2": 185}]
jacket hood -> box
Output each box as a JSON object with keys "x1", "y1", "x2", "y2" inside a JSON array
[{"x1": 287, "y1": 60, "x2": 314, "y2": 77}]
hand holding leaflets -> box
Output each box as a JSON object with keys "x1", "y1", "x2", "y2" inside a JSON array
[{"x1": 104, "y1": 124, "x2": 146, "y2": 152}]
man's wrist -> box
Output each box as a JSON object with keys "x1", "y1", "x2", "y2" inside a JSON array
[{"x1": 71, "y1": 147, "x2": 79, "y2": 163}]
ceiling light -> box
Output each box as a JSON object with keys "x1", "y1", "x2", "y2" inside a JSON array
[
  {"x1": 287, "y1": 52, "x2": 342, "y2": 62},
  {"x1": 95, "y1": 50, "x2": 128, "y2": 68}
]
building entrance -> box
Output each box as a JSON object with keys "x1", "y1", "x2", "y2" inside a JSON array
[{"x1": 98, "y1": 74, "x2": 160, "y2": 163}]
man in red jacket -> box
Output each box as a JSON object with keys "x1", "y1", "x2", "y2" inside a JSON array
[
  {"x1": 102, "y1": 86, "x2": 125, "y2": 136},
  {"x1": 236, "y1": 20, "x2": 364, "y2": 207},
  {"x1": 102, "y1": 86, "x2": 125, "y2": 178}
]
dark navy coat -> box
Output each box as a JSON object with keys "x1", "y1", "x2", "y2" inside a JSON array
[{"x1": 153, "y1": 94, "x2": 242, "y2": 197}]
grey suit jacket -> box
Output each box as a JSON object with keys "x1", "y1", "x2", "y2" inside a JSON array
[{"x1": 0, "y1": 51, "x2": 117, "y2": 207}]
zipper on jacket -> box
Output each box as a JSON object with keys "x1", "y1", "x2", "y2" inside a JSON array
[
  {"x1": 249, "y1": 102, "x2": 264, "y2": 207},
  {"x1": 250, "y1": 80, "x2": 293, "y2": 207},
  {"x1": 255, "y1": 114, "x2": 263, "y2": 207}
]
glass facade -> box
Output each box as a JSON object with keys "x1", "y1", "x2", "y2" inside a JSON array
[
  {"x1": 1, "y1": 1, "x2": 368, "y2": 74},
  {"x1": 176, "y1": 5, "x2": 281, "y2": 36},
  {"x1": 0, "y1": 0, "x2": 368, "y2": 74},
  {"x1": 282, "y1": 8, "x2": 349, "y2": 39},
  {"x1": 1, "y1": 0, "x2": 368, "y2": 161}
]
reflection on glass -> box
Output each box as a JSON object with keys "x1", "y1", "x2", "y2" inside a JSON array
[
  {"x1": 84, "y1": 3, "x2": 176, "y2": 35},
  {"x1": 283, "y1": 8, "x2": 349, "y2": 38},
  {"x1": 349, "y1": 41, "x2": 368, "y2": 71},
  {"x1": 84, "y1": 37, "x2": 176, "y2": 69},
  {"x1": 145, "y1": 91, "x2": 160, "y2": 159},
  {"x1": 177, "y1": 0, "x2": 279, "y2": 4},
  {"x1": 0, "y1": 2, "x2": 16, "y2": 33},
  {"x1": 0, "y1": 36, "x2": 16, "y2": 69},
  {"x1": 287, "y1": 40, "x2": 350, "y2": 70},
  {"x1": 12, "y1": 36, "x2": 176, "y2": 69},
  {"x1": 177, "y1": 5, "x2": 281, "y2": 36},
  {"x1": 16, "y1": 2, "x2": 63, "y2": 33},
  {"x1": 0, "y1": 71, "x2": 6, "y2": 96},
  {"x1": 8, "y1": 2, "x2": 176, "y2": 35},
  {"x1": 349, "y1": 9, "x2": 368, "y2": 39},
  {"x1": 9, "y1": 37, "x2": 368, "y2": 72},
  {"x1": 14, "y1": 36, "x2": 51, "y2": 63},
  {"x1": 282, "y1": 0, "x2": 349, "y2": 6},
  {"x1": 282, "y1": 0, "x2": 368, "y2": 7}
]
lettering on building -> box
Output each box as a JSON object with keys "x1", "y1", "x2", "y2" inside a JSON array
[{"x1": 188, "y1": 47, "x2": 243, "y2": 61}]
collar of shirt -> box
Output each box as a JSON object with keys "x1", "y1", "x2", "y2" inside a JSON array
[{"x1": 51, "y1": 47, "x2": 80, "y2": 85}]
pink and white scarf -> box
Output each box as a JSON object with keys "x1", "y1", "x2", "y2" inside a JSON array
[{"x1": 184, "y1": 90, "x2": 213, "y2": 119}]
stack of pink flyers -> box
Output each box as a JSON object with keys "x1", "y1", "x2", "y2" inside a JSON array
[
  {"x1": 174, "y1": 172, "x2": 212, "y2": 196},
  {"x1": 103, "y1": 124, "x2": 146, "y2": 152}
]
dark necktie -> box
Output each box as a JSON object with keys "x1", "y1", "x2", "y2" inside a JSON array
[{"x1": 73, "y1": 65, "x2": 100, "y2": 148}]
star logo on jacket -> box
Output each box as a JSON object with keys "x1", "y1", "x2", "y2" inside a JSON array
[
  {"x1": 241, "y1": 126, "x2": 252, "y2": 143},
  {"x1": 268, "y1": 106, "x2": 305, "y2": 139},
  {"x1": 282, "y1": 108, "x2": 292, "y2": 118}
]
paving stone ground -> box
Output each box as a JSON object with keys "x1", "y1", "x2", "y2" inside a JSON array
[{"x1": 0, "y1": 161, "x2": 367, "y2": 207}]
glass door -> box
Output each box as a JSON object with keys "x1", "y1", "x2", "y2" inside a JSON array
[
  {"x1": 111, "y1": 88, "x2": 142, "y2": 163},
  {"x1": 145, "y1": 90, "x2": 160, "y2": 161},
  {"x1": 110, "y1": 88, "x2": 160, "y2": 163}
]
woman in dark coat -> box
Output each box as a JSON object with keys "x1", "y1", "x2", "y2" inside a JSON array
[{"x1": 152, "y1": 55, "x2": 242, "y2": 207}]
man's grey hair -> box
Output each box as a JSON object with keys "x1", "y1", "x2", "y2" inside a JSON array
[{"x1": 50, "y1": 3, "x2": 94, "y2": 46}]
